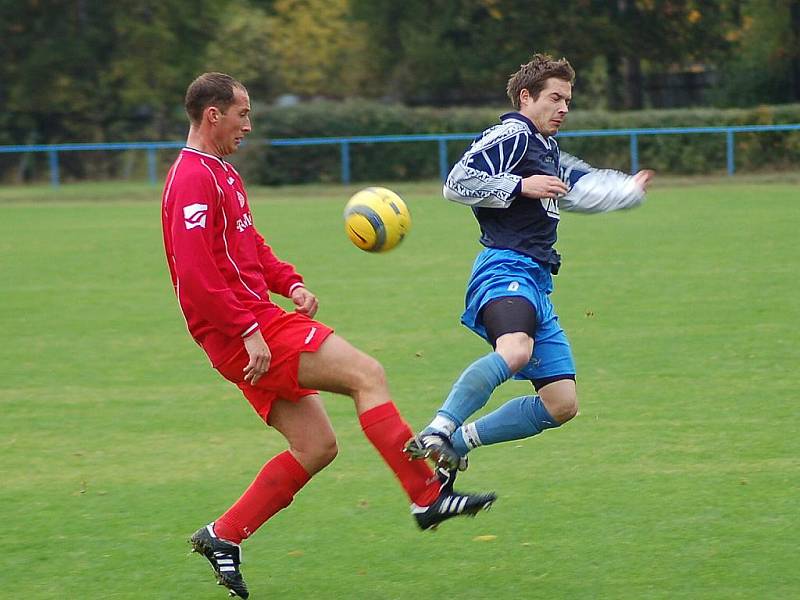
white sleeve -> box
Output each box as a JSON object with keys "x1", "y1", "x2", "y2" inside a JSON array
[
  {"x1": 558, "y1": 151, "x2": 645, "y2": 213},
  {"x1": 443, "y1": 122, "x2": 528, "y2": 208}
]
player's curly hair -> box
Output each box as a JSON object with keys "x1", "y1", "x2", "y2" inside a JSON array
[
  {"x1": 185, "y1": 72, "x2": 245, "y2": 124},
  {"x1": 506, "y1": 54, "x2": 575, "y2": 110}
]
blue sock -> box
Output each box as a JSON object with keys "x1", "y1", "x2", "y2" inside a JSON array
[
  {"x1": 433, "y1": 352, "x2": 511, "y2": 431},
  {"x1": 451, "y1": 395, "x2": 558, "y2": 456}
]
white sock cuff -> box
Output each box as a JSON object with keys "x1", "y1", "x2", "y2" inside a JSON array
[
  {"x1": 429, "y1": 415, "x2": 457, "y2": 435},
  {"x1": 462, "y1": 422, "x2": 482, "y2": 449}
]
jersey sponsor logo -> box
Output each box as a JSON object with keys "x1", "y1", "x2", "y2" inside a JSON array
[
  {"x1": 235, "y1": 212, "x2": 253, "y2": 233},
  {"x1": 540, "y1": 197, "x2": 560, "y2": 220},
  {"x1": 507, "y1": 281, "x2": 520, "y2": 291},
  {"x1": 236, "y1": 190, "x2": 246, "y2": 208},
  {"x1": 183, "y1": 203, "x2": 208, "y2": 229},
  {"x1": 227, "y1": 176, "x2": 235, "y2": 186}
]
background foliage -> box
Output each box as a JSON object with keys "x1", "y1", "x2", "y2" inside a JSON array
[
  {"x1": 237, "y1": 101, "x2": 800, "y2": 184},
  {"x1": 2, "y1": 0, "x2": 800, "y2": 149}
]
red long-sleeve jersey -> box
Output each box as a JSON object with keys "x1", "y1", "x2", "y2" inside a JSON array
[{"x1": 162, "y1": 147, "x2": 304, "y2": 366}]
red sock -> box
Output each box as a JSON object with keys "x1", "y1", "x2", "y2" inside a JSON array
[
  {"x1": 213, "y1": 450, "x2": 310, "y2": 544},
  {"x1": 359, "y1": 401, "x2": 440, "y2": 507}
]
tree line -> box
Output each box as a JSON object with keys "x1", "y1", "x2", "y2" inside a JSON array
[{"x1": 1, "y1": 0, "x2": 799, "y2": 146}]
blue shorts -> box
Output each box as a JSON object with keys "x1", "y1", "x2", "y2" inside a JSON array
[{"x1": 461, "y1": 248, "x2": 575, "y2": 382}]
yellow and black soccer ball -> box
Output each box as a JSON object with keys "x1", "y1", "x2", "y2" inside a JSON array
[{"x1": 343, "y1": 187, "x2": 411, "y2": 252}]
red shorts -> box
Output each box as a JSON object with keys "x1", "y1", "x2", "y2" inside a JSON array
[{"x1": 216, "y1": 311, "x2": 334, "y2": 422}]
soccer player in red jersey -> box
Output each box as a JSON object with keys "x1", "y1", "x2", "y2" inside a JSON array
[{"x1": 161, "y1": 72, "x2": 496, "y2": 599}]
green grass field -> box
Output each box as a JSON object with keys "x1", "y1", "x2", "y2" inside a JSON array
[{"x1": 1, "y1": 178, "x2": 798, "y2": 599}]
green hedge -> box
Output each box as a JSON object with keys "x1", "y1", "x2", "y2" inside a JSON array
[{"x1": 242, "y1": 101, "x2": 800, "y2": 184}]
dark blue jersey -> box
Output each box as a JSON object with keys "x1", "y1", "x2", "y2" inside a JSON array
[
  {"x1": 473, "y1": 113, "x2": 563, "y2": 270},
  {"x1": 445, "y1": 112, "x2": 565, "y2": 272}
]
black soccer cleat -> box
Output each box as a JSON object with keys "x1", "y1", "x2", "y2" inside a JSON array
[
  {"x1": 189, "y1": 524, "x2": 250, "y2": 599},
  {"x1": 404, "y1": 431, "x2": 468, "y2": 472},
  {"x1": 412, "y1": 488, "x2": 496, "y2": 531}
]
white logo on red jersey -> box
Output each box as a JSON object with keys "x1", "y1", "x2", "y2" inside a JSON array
[
  {"x1": 236, "y1": 212, "x2": 253, "y2": 232},
  {"x1": 227, "y1": 176, "x2": 235, "y2": 186},
  {"x1": 304, "y1": 327, "x2": 318, "y2": 344},
  {"x1": 236, "y1": 191, "x2": 246, "y2": 208},
  {"x1": 183, "y1": 203, "x2": 208, "y2": 229}
]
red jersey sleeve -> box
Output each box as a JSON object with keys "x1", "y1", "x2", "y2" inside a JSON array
[
  {"x1": 253, "y1": 227, "x2": 305, "y2": 297},
  {"x1": 167, "y1": 172, "x2": 259, "y2": 339}
]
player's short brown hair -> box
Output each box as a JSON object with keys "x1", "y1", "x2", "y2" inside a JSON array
[
  {"x1": 506, "y1": 54, "x2": 575, "y2": 110},
  {"x1": 185, "y1": 72, "x2": 245, "y2": 124}
]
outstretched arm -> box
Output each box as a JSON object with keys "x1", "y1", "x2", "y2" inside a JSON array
[{"x1": 558, "y1": 151, "x2": 653, "y2": 213}]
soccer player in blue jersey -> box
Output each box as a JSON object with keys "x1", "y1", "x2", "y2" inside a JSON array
[{"x1": 405, "y1": 53, "x2": 653, "y2": 474}]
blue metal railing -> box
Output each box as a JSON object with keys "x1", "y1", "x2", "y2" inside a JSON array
[
  {"x1": 1, "y1": 124, "x2": 799, "y2": 187},
  {"x1": 0, "y1": 141, "x2": 185, "y2": 187}
]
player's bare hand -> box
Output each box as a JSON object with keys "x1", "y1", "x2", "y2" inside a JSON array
[
  {"x1": 520, "y1": 175, "x2": 569, "y2": 199},
  {"x1": 243, "y1": 329, "x2": 271, "y2": 385},
  {"x1": 632, "y1": 169, "x2": 655, "y2": 191},
  {"x1": 291, "y1": 286, "x2": 318, "y2": 318}
]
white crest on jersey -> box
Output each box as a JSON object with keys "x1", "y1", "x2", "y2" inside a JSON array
[
  {"x1": 236, "y1": 191, "x2": 245, "y2": 208},
  {"x1": 540, "y1": 197, "x2": 560, "y2": 220},
  {"x1": 227, "y1": 176, "x2": 235, "y2": 186},
  {"x1": 183, "y1": 203, "x2": 208, "y2": 229}
]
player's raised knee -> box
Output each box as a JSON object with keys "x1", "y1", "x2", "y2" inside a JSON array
[
  {"x1": 552, "y1": 393, "x2": 578, "y2": 424},
  {"x1": 539, "y1": 379, "x2": 578, "y2": 424},
  {"x1": 495, "y1": 332, "x2": 534, "y2": 373},
  {"x1": 316, "y1": 435, "x2": 339, "y2": 468},
  {"x1": 504, "y1": 346, "x2": 533, "y2": 373},
  {"x1": 352, "y1": 353, "x2": 388, "y2": 391},
  {"x1": 294, "y1": 432, "x2": 338, "y2": 474}
]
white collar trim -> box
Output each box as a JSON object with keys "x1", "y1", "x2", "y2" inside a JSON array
[{"x1": 183, "y1": 147, "x2": 229, "y2": 171}]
